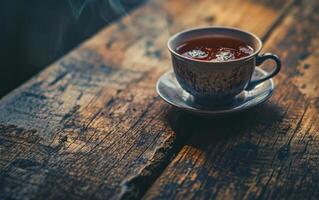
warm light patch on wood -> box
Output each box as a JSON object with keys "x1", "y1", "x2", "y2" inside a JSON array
[{"x1": 292, "y1": 54, "x2": 319, "y2": 98}]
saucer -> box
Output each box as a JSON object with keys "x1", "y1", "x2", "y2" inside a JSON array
[{"x1": 156, "y1": 68, "x2": 274, "y2": 116}]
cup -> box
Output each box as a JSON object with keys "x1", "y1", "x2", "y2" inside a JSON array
[{"x1": 167, "y1": 26, "x2": 281, "y2": 105}]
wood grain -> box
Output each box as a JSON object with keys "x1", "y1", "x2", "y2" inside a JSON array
[
  {"x1": 0, "y1": 0, "x2": 295, "y2": 199},
  {"x1": 144, "y1": 0, "x2": 319, "y2": 199}
]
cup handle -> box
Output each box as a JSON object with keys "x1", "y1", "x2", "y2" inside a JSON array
[{"x1": 246, "y1": 53, "x2": 281, "y2": 90}]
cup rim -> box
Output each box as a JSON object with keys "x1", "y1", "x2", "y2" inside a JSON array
[{"x1": 167, "y1": 26, "x2": 263, "y2": 64}]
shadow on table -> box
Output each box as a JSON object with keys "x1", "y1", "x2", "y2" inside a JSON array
[
  {"x1": 165, "y1": 102, "x2": 286, "y2": 179},
  {"x1": 166, "y1": 101, "x2": 284, "y2": 148}
]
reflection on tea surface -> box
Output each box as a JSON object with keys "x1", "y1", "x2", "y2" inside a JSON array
[{"x1": 176, "y1": 37, "x2": 254, "y2": 61}]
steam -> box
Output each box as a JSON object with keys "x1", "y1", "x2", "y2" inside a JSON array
[
  {"x1": 68, "y1": 0, "x2": 94, "y2": 19},
  {"x1": 108, "y1": 0, "x2": 128, "y2": 16},
  {"x1": 97, "y1": 0, "x2": 131, "y2": 24},
  {"x1": 65, "y1": 0, "x2": 173, "y2": 61},
  {"x1": 68, "y1": 0, "x2": 130, "y2": 20}
]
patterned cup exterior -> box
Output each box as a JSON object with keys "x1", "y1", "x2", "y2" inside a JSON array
[
  {"x1": 172, "y1": 55, "x2": 255, "y2": 100},
  {"x1": 168, "y1": 27, "x2": 262, "y2": 101}
]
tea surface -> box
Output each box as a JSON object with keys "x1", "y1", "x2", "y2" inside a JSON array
[{"x1": 176, "y1": 37, "x2": 254, "y2": 61}]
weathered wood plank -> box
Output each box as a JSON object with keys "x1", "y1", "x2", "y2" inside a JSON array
[
  {"x1": 144, "y1": 0, "x2": 319, "y2": 199},
  {"x1": 0, "y1": 0, "x2": 291, "y2": 199}
]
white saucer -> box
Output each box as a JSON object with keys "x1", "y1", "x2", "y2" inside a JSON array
[{"x1": 156, "y1": 68, "x2": 274, "y2": 116}]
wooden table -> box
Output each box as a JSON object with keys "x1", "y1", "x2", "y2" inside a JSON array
[{"x1": 0, "y1": 0, "x2": 318, "y2": 199}]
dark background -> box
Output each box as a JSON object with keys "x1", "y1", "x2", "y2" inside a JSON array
[{"x1": 0, "y1": 0, "x2": 144, "y2": 97}]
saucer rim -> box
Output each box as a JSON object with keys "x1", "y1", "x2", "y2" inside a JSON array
[{"x1": 156, "y1": 68, "x2": 275, "y2": 115}]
